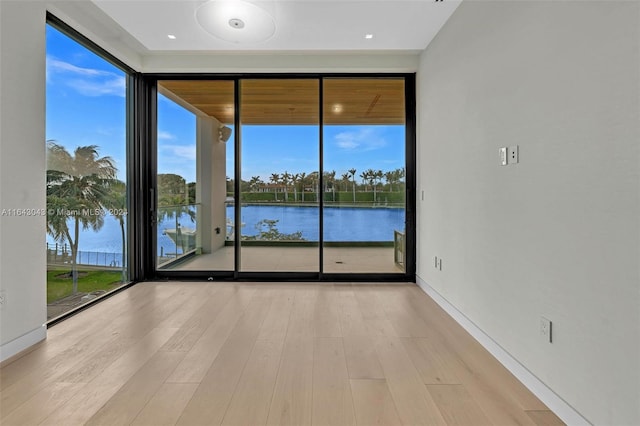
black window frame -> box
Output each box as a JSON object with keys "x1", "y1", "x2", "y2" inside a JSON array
[
  {"x1": 145, "y1": 73, "x2": 416, "y2": 283},
  {"x1": 45, "y1": 13, "x2": 139, "y2": 325},
  {"x1": 43, "y1": 13, "x2": 417, "y2": 300}
]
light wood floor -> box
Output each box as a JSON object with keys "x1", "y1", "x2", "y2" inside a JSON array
[{"x1": 0, "y1": 282, "x2": 564, "y2": 426}]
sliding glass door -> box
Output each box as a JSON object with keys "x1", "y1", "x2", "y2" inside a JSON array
[
  {"x1": 153, "y1": 75, "x2": 411, "y2": 278},
  {"x1": 322, "y1": 78, "x2": 406, "y2": 273},
  {"x1": 239, "y1": 79, "x2": 320, "y2": 272},
  {"x1": 156, "y1": 80, "x2": 235, "y2": 271}
]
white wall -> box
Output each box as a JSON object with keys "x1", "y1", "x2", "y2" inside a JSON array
[
  {"x1": 142, "y1": 52, "x2": 418, "y2": 73},
  {"x1": 417, "y1": 2, "x2": 640, "y2": 425},
  {"x1": 0, "y1": 1, "x2": 48, "y2": 361}
]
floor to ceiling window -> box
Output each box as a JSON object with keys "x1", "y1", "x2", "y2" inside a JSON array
[
  {"x1": 239, "y1": 79, "x2": 320, "y2": 272},
  {"x1": 156, "y1": 80, "x2": 236, "y2": 272},
  {"x1": 156, "y1": 85, "x2": 198, "y2": 267},
  {"x1": 153, "y1": 75, "x2": 413, "y2": 279},
  {"x1": 45, "y1": 22, "x2": 131, "y2": 320},
  {"x1": 322, "y1": 78, "x2": 406, "y2": 273}
]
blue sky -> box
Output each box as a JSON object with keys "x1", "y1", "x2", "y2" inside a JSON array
[
  {"x1": 47, "y1": 25, "x2": 405, "y2": 186},
  {"x1": 46, "y1": 25, "x2": 127, "y2": 181},
  {"x1": 243, "y1": 124, "x2": 405, "y2": 183},
  {"x1": 158, "y1": 99, "x2": 406, "y2": 183}
]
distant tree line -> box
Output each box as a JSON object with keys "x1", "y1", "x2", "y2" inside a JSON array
[{"x1": 226, "y1": 167, "x2": 405, "y2": 204}]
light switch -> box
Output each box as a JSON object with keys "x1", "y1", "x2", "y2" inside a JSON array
[{"x1": 499, "y1": 147, "x2": 508, "y2": 166}]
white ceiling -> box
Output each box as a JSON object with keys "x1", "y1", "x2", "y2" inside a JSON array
[{"x1": 90, "y1": 0, "x2": 461, "y2": 52}]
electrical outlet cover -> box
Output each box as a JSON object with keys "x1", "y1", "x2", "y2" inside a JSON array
[{"x1": 540, "y1": 317, "x2": 552, "y2": 343}]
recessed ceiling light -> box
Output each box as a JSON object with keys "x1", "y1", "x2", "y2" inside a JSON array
[
  {"x1": 332, "y1": 104, "x2": 343, "y2": 113},
  {"x1": 167, "y1": 34, "x2": 177, "y2": 39},
  {"x1": 365, "y1": 34, "x2": 374, "y2": 39}
]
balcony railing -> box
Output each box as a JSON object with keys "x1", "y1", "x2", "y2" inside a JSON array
[
  {"x1": 157, "y1": 203, "x2": 199, "y2": 266},
  {"x1": 46, "y1": 243, "x2": 123, "y2": 268}
]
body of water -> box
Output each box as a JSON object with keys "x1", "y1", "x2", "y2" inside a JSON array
[
  {"x1": 47, "y1": 205, "x2": 405, "y2": 257},
  {"x1": 231, "y1": 205, "x2": 404, "y2": 242}
]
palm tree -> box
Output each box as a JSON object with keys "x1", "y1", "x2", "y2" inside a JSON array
[
  {"x1": 327, "y1": 170, "x2": 336, "y2": 202},
  {"x1": 104, "y1": 179, "x2": 127, "y2": 283},
  {"x1": 396, "y1": 167, "x2": 405, "y2": 190},
  {"x1": 270, "y1": 173, "x2": 280, "y2": 201},
  {"x1": 282, "y1": 171, "x2": 291, "y2": 202},
  {"x1": 359, "y1": 170, "x2": 370, "y2": 190},
  {"x1": 340, "y1": 173, "x2": 350, "y2": 192},
  {"x1": 322, "y1": 171, "x2": 335, "y2": 202},
  {"x1": 46, "y1": 142, "x2": 117, "y2": 294},
  {"x1": 375, "y1": 170, "x2": 384, "y2": 203},
  {"x1": 249, "y1": 176, "x2": 262, "y2": 192},
  {"x1": 384, "y1": 171, "x2": 395, "y2": 191},
  {"x1": 308, "y1": 171, "x2": 319, "y2": 201},
  {"x1": 348, "y1": 168, "x2": 357, "y2": 203},
  {"x1": 299, "y1": 172, "x2": 307, "y2": 202},
  {"x1": 291, "y1": 173, "x2": 300, "y2": 202},
  {"x1": 361, "y1": 169, "x2": 377, "y2": 203}
]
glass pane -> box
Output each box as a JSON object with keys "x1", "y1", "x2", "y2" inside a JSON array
[
  {"x1": 323, "y1": 78, "x2": 406, "y2": 273},
  {"x1": 45, "y1": 25, "x2": 129, "y2": 320},
  {"x1": 239, "y1": 79, "x2": 320, "y2": 272},
  {"x1": 156, "y1": 80, "x2": 235, "y2": 271}
]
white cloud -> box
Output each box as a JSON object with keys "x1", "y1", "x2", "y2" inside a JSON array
[
  {"x1": 69, "y1": 77, "x2": 125, "y2": 97},
  {"x1": 47, "y1": 57, "x2": 112, "y2": 77},
  {"x1": 334, "y1": 127, "x2": 387, "y2": 151},
  {"x1": 160, "y1": 144, "x2": 196, "y2": 161},
  {"x1": 46, "y1": 56, "x2": 126, "y2": 97},
  {"x1": 157, "y1": 131, "x2": 176, "y2": 140}
]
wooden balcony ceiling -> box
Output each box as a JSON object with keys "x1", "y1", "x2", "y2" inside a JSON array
[{"x1": 158, "y1": 79, "x2": 405, "y2": 125}]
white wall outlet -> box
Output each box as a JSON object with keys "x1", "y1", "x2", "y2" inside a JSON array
[
  {"x1": 0, "y1": 290, "x2": 6, "y2": 308},
  {"x1": 540, "y1": 316, "x2": 552, "y2": 343},
  {"x1": 499, "y1": 147, "x2": 508, "y2": 166},
  {"x1": 508, "y1": 145, "x2": 519, "y2": 164}
]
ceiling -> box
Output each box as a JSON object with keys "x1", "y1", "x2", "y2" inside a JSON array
[
  {"x1": 73, "y1": 1, "x2": 458, "y2": 124},
  {"x1": 159, "y1": 78, "x2": 406, "y2": 125},
  {"x1": 91, "y1": 0, "x2": 461, "y2": 52}
]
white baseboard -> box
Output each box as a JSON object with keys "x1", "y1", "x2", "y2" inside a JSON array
[
  {"x1": 1, "y1": 324, "x2": 46, "y2": 363},
  {"x1": 415, "y1": 275, "x2": 591, "y2": 426}
]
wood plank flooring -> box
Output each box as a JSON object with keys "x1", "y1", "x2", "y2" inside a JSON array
[{"x1": 0, "y1": 282, "x2": 564, "y2": 426}]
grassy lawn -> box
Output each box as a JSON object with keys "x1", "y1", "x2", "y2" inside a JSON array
[{"x1": 47, "y1": 268, "x2": 124, "y2": 304}]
